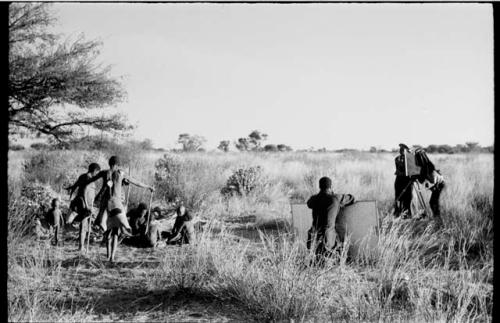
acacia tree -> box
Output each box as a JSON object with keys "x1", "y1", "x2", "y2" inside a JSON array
[
  {"x1": 177, "y1": 133, "x2": 206, "y2": 152},
  {"x1": 248, "y1": 130, "x2": 268, "y2": 150},
  {"x1": 235, "y1": 130, "x2": 268, "y2": 151},
  {"x1": 9, "y1": 3, "x2": 132, "y2": 143},
  {"x1": 217, "y1": 140, "x2": 231, "y2": 152}
]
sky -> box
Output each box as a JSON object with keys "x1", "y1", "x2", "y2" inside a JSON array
[{"x1": 51, "y1": 3, "x2": 493, "y2": 150}]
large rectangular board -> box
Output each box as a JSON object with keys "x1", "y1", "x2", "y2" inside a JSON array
[
  {"x1": 290, "y1": 201, "x2": 379, "y2": 258},
  {"x1": 404, "y1": 150, "x2": 421, "y2": 177}
]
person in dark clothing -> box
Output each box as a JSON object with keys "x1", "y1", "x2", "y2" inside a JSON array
[
  {"x1": 166, "y1": 206, "x2": 195, "y2": 245},
  {"x1": 394, "y1": 144, "x2": 413, "y2": 218},
  {"x1": 65, "y1": 162, "x2": 101, "y2": 252},
  {"x1": 414, "y1": 147, "x2": 445, "y2": 223},
  {"x1": 306, "y1": 177, "x2": 355, "y2": 262}
]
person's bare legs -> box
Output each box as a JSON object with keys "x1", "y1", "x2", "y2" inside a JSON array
[
  {"x1": 98, "y1": 209, "x2": 108, "y2": 232},
  {"x1": 79, "y1": 217, "x2": 88, "y2": 252},
  {"x1": 106, "y1": 230, "x2": 112, "y2": 260},
  {"x1": 110, "y1": 230, "x2": 119, "y2": 262},
  {"x1": 53, "y1": 226, "x2": 59, "y2": 245}
]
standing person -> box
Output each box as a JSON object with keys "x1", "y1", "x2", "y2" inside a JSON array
[
  {"x1": 394, "y1": 143, "x2": 413, "y2": 218},
  {"x1": 65, "y1": 163, "x2": 101, "y2": 252},
  {"x1": 166, "y1": 206, "x2": 195, "y2": 245},
  {"x1": 86, "y1": 156, "x2": 154, "y2": 262},
  {"x1": 306, "y1": 177, "x2": 355, "y2": 263},
  {"x1": 45, "y1": 198, "x2": 64, "y2": 246}
]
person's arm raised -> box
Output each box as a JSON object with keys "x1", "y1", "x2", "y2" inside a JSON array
[{"x1": 124, "y1": 173, "x2": 154, "y2": 192}]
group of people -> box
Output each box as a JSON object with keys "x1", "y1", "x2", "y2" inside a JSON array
[
  {"x1": 38, "y1": 155, "x2": 196, "y2": 262},
  {"x1": 393, "y1": 143, "x2": 445, "y2": 221},
  {"x1": 306, "y1": 144, "x2": 445, "y2": 262},
  {"x1": 38, "y1": 145, "x2": 444, "y2": 263}
]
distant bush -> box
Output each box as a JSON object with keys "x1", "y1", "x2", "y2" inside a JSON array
[
  {"x1": 277, "y1": 144, "x2": 293, "y2": 152},
  {"x1": 30, "y1": 143, "x2": 50, "y2": 151},
  {"x1": 9, "y1": 144, "x2": 25, "y2": 151},
  {"x1": 23, "y1": 150, "x2": 107, "y2": 192},
  {"x1": 221, "y1": 166, "x2": 264, "y2": 196},
  {"x1": 264, "y1": 144, "x2": 278, "y2": 152},
  {"x1": 393, "y1": 143, "x2": 494, "y2": 154}
]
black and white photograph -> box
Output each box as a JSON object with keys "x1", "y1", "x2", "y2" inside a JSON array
[{"x1": 7, "y1": 2, "x2": 493, "y2": 321}]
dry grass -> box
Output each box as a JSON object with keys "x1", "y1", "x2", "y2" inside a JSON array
[{"x1": 8, "y1": 150, "x2": 493, "y2": 321}]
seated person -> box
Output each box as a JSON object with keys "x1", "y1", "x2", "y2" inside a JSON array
[
  {"x1": 127, "y1": 202, "x2": 148, "y2": 236},
  {"x1": 166, "y1": 206, "x2": 195, "y2": 245},
  {"x1": 33, "y1": 214, "x2": 50, "y2": 240},
  {"x1": 123, "y1": 204, "x2": 161, "y2": 248},
  {"x1": 145, "y1": 215, "x2": 161, "y2": 248}
]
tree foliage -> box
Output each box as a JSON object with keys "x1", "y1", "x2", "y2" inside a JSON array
[
  {"x1": 9, "y1": 3, "x2": 131, "y2": 142},
  {"x1": 217, "y1": 140, "x2": 231, "y2": 152},
  {"x1": 277, "y1": 144, "x2": 293, "y2": 152},
  {"x1": 235, "y1": 130, "x2": 268, "y2": 151},
  {"x1": 264, "y1": 144, "x2": 278, "y2": 152},
  {"x1": 177, "y1": 133, "x2": 206, "y2": 152}
]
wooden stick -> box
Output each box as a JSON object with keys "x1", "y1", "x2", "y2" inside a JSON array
[
  {"x1": 145, "y1": 190, "x2": 154, "y2": 235},
  {"x1": 86, "y1": 217, "x2": 92, "y2": 253}
]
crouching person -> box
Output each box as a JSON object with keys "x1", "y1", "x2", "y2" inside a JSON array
[
  {"x1": 34, "y1": 214, "x2": 50, "y2": 240},
  {"x1": 124, "y1": 203, "x2": 161, "y2": 248},
  {"x1": 306, "y1": 177, "x2": 355, "y2": 264},
  {"x1": 166, "y1": 206, "x2": 195, "y2": 245}
]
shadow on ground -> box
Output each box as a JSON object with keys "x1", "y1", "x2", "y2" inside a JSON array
[
  {"x1": 229, "y1": 218, "x2": 292, "y2": 242},
  {"x1": 54, "y1": 286, "x2": 257, "y2": 321}
]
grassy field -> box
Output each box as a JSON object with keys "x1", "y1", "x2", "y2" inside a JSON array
[{"x1": 8, "y1": 150, "x2": 493, "y2": 322}]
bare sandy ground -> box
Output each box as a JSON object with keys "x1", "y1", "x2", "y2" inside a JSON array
[{"x1": 30, "y1": 216, "x2": 288, "y2": 322}]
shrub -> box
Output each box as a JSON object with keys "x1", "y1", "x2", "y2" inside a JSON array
[
  {"x1": 221, "y1": 166, "x2": 264, "y2": 196},
  {"x1": 264, "y1": 144, "x2": 278, "y2": 152},
  {"x1": 9, "y1": 144, "x2": 25, "y2": 151},
  {"x1": 277, "y1": 144, "x2": 293, "y2": 152},
  {"x1": 9, "y1": 183, "x2": 68, "y2": 239},
  {"x1": 23, "y1": 150, "x2": 108, "y2": 193},
  {"x1": 30, "y1": 143, "x2": 51, "y2": 151}
]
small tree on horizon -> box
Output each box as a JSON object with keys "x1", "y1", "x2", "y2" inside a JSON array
[
  {"x1": 217, "y1": 140, "x2": 231, "y2": 152},
  {"x1": 235, "y1": 130, "x2": 268, "y2": 151},
  {"x1": 177, "y1": 133, "x2": 206, "y2": 152},
  {"x1": 277, "y1": 144, "x2": 293, "y2": 152}
]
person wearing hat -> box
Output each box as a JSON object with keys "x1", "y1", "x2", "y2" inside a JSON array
[
  {"x1": 85, "y1": 155, "x2": 154, "y2": 261},
  {"x1": 306, "y1": 177, "x2": 355, "y2": 263},
  {"x1": 394, "y1": 143, "x2": 413, "y2": 217}
]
